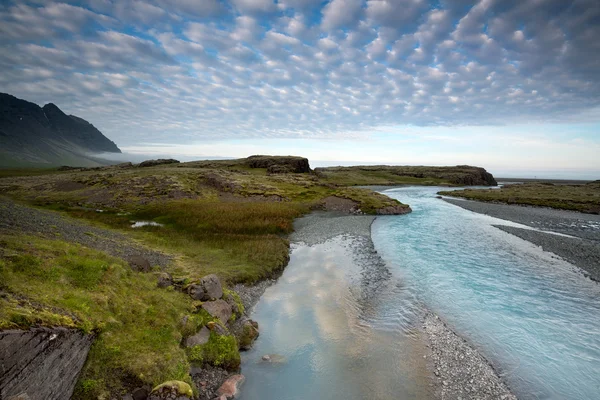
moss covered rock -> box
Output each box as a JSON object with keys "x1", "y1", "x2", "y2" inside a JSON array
[
  {"x1": 188, "y1": 331, "x2": 241, "y2": 371},
  {"x1": 238, "y1": 319, "x2": 259, "y2": 350},
  {"x1": 148, "y1": 380, "x2": 193, "y2": 400}
]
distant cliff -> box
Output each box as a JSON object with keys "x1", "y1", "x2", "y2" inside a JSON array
[
  {"x1": 315, "y1": 165, "x2": 498, "y2": 186},
  {"x1": 0, "y1": 93, "x2": 120, "y2": 167}
]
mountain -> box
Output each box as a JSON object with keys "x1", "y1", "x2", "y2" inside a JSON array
[{"x1": 0, "y1": 93, "x2": 121, "y2": 167}]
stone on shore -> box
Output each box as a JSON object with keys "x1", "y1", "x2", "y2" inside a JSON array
[
  {"x1": 216, "y1": 374, "x2": 245, "y2": 399},
  {"x1": 189, "y1": 274, "x2": 223, "y2": 301},
  {"x1": 202, "y1": 299, "x2": 233, "y2": 324}
]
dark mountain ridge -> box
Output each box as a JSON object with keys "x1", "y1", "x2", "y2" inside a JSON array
[{"x1": 0, "y1": 93, "x2": 120, "y2": 167}]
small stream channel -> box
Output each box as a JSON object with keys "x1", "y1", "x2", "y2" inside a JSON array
[{"x1": 240, "y1": 187, "x2": 600, "y2": 400}]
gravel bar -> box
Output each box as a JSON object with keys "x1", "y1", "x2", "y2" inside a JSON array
[
  {"x1": 495, "y1": 225, "x2": 600, "y2": 282},
  {"x1": 443, "y1": 197, "x2": 600, "y2": 241},
  {"x1": 423, "y1": 312, "x2": 516, "y2": 400},
  {"x1": 443, "y1": 197, "x2": 600, "y2": 282}
]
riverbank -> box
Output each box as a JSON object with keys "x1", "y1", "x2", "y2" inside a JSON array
[
  {"x1": 239, "y1": 211, "x2": 516, "y2": 400},
  {"x1": 443, "y1": 198, "x2": 600, "y2": 281}
]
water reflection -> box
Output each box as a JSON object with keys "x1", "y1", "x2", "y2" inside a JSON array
[{"x1": 240, "y1": 235, "x2": 432, "y2": 400}]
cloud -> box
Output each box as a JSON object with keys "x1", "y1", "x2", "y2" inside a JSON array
[{"x1": 0, "y1": 0, "x2": 599, "y2": 149}]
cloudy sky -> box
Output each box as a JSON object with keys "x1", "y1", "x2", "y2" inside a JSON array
[{"x1": 1, "y1": 0, "x2": 599, "y2": 177}]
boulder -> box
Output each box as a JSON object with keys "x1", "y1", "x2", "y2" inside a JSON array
[
  {"x1": 188, "y1": 274, "x2": 223, "y2": 301},
  {"x1": 260, "y1": 354, "x2": 286, "y2": 364},
  {"x1": 185, "y1": 326, "x2": 211, "y2": 347},
  {"x1": 127, "y1": 255, "x2": 151, "y2": 272},
  {"x1": 238, "y1": 320, "x2": 259, "y2": 350},
  {"x1": 202, "y1": 300, "x2": 232, "y2": 324},
  {"x1": 157, "y1": 272, "x2": 173, "y2": 288},
  {"x1": 216, "y1": 375, "x2": 245, "y2": 399},
  {"x1": 148, "y1": 381, "x2": 193, "y2": 400}
]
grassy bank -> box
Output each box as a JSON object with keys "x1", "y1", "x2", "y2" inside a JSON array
[
  {"x1": 0, "y1": 234, "x2": 194, "y2": 398},
  {"x1": 439, "y1": 181, "x2": 600, "y2": 214}
]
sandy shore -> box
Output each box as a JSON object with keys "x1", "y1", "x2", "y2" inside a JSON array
[
  {"x1": 238, "y1": 211, "x2": 516, "y2": 399},
  {"x1": 444, "y1": 198, "x2": 600, "y2": 281}
]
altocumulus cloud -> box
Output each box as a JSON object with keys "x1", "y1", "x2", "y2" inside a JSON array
[{"x1": 0, "y1": 0, "x2": 599, "y2": 145}]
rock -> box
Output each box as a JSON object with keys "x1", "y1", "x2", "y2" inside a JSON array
[
  {"x1": 157, "y1": 272, "x2": 173, "y2": 288},
  {"x1": 216, "y1": 375, "x2": 245, "y2": 399},
  {"x1": 185, "y1": 326, "x2": 211, "y2": 347},
  {"x1": 148, "y1": 381, "x2": 193, "y2": 400},
  {"x1": 436, "y1": 195, "x2": 443, "y2": 199},
  {"x1": 376, "y1": 205, "x2": 413, "y2": 215},
  {"x1": 0, "y1": 328, "x2": 93, "y2": 400},
  {"x1": 238, "y1": 320, "x2": 259, "y2": 350},
  {"x1": 207, "y1": 321, "x2": 229, "y2": 336},
  {"x1": 138, "y1": 159, "x2": 180, "y2": 168},
  {"x1": 260, "y1": 354, "x2": 286, "y2": 364},
  {"x1": 202, "y1": 300, "x2": 232, "y2": 324},
  {"x1": 131, "y1": 386, "x2": 150, "y2": 400},
  {"x1": 127, "y1": 255, "x2": 151, "y2": 272},
  {"x1": 188, "y1": 274, "x2": 223, "y2": 301}
]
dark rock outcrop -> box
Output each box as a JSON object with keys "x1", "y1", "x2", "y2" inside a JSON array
[
  {"x1": 0, "y1": 328, "x2": 94, "y2": 400},
  {"x1": 0, "y1": 92, "x2": 120, "y2": 167},
  {"x1": 376, "y1": 205, "x2": 412, "y2": 215},
  {"x1": 245, "y1": 155, "x2": 311, "y2": 173},
  {"x1": 138, "y1": 159, "x2": 180, "y2": 168}
]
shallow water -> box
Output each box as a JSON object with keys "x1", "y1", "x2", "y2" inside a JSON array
[
  {"x1": 240, "y1": 186, "x2": 600, "y2": 400},
  {"x1": 373, "y1": 187, "x2": 600, "y2": 399},
  {"x1": 239, "y1": 235, "x2": 431, "y2": 400}
]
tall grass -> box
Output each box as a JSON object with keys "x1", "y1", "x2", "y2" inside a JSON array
[{"x1": 131, "y1": 200, "x2": 309, "y2": 283}]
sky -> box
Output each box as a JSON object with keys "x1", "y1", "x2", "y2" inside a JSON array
[{"x1": 1, "y1": 0, "x2": 599, "y2": 178}]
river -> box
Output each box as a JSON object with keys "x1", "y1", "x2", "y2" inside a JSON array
[{"x1": 239, "y1": 186, "x2": 600, "y2": 399}]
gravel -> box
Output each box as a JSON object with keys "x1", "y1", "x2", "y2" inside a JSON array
[
  {"x1": 443, "y1": 198, "x2": 600, "y2": 241},
  {"x1": 423, "y1": 312, "x2": 516, "y2": 400},
  {"x1": 0, "y1": 196, "x2": 171, "y2": 268},
  {"x1": 495, "y1": 225, "x2": 600, "y2": 281},
  {"x1": 443, "y1": 197, "x2": 600, "y2": 282}
]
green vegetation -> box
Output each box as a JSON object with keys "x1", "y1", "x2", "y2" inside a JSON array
[
  {"x1": 0, "y1": 234, "x2": 194, "y2": 398},
  {"x1": 439, "y1": 181, "x2": 600, "y2": 214},
  {"x1": 188, "y1": 331, "x2": 241, "y2": 370}
]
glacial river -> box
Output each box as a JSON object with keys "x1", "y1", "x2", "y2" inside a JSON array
[{"x1": 240, "y1": 186, "x2": 600, "y2": 399}]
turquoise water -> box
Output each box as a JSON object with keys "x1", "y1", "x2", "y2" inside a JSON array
[
  {"x1": 373, "y1": 187, "x2": 600, "y2": 399},
  {"x1": 241, "y1": 186, "x2": 600, "y2": 399}
]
